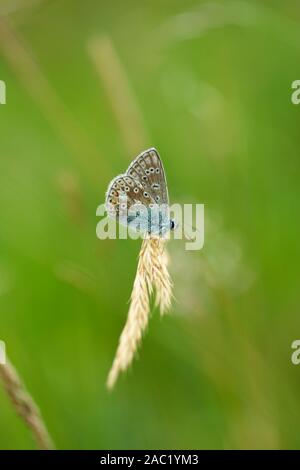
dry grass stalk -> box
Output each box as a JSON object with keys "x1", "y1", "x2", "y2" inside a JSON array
[
  {"x1": 87, "y1": 35, "x2": 149, "y2": 156},
  {"x1": 0, "y1": 359, "x2": 55, "y2": 450},
  {"x1": 148, "y1": 238, "x2": 173, "y2": 314},
  {"x1": 107, "y1": 237, "x2": 172, "y2": 390}
]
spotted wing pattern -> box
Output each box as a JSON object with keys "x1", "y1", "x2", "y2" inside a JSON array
[
  {"x1": 106, "y1": 174, "x2": 154, "y2": 218},
  {"x1": 105, "y1": 148, "x2": 168, "y2": 216},
  {"x1": 126, "y1": 148, "x2": 169, "y2": 205}
]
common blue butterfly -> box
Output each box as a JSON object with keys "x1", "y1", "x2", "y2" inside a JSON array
[{"x1": 105, "y1": 148, "x2": 175, "y2": 236}]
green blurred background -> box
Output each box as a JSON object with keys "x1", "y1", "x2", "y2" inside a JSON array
[{"x1": 0, "y1": 0, "x2": 300, "y2": 450}]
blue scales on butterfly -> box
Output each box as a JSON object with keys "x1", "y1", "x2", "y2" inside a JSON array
[{"x1": 105, "y1": 148, "x2": 175, "y2": 236}]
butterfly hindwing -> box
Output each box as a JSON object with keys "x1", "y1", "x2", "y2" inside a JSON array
[{"x1": 105, "y1": 174, "x2": 155, "y2": 219}]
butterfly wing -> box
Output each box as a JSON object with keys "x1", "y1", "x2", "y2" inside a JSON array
[
  {"x1": 105, "y1": 148, "x2": 170, "y2": 234},
  {"x1": 105, "y1": 174, "x2": 154, "y2": 218},
  {"x1": 126, "y1": 148, "x2": 169, "y2": 205}
]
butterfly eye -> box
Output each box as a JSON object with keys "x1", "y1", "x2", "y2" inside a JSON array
[
  {"x1": 150, "y1": 168, "x2": 155, "y2": 173},
  {"x1": 156, "y1": 168, "x2": 160, "y2": 174},
  {"x1": 142, "y1": 175, "x2": 147, "y2": 181},
  {"x1": 125, "y1": 186, "x2": 130, "y2": 191},
  {"x1": 120, "y1": 203, "x2": 127, "y2": 209},
  {"x1": 144, "y1": 192, "x2": 149, "y2": 198},
  {"x1": 145, "y1": 169, "x2": 150, "y2": 175},
  {"x1": 155, "y1": 195, "x2": 160, "y2": 202},
  {"x1": 133, "y1": 187, "x2": 139, "y2": 193},
  {"x1": 152, "y1": 183, "x2": 160, "y2": 189}
]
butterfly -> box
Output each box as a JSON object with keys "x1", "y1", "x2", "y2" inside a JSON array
[{"x1": 105, "y1": 148, "x2": 175, "y2": 236}]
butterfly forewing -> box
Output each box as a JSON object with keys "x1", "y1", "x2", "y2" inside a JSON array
[{"x1": 126, "y1": 148, "x2": 169, "y2": 205}]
